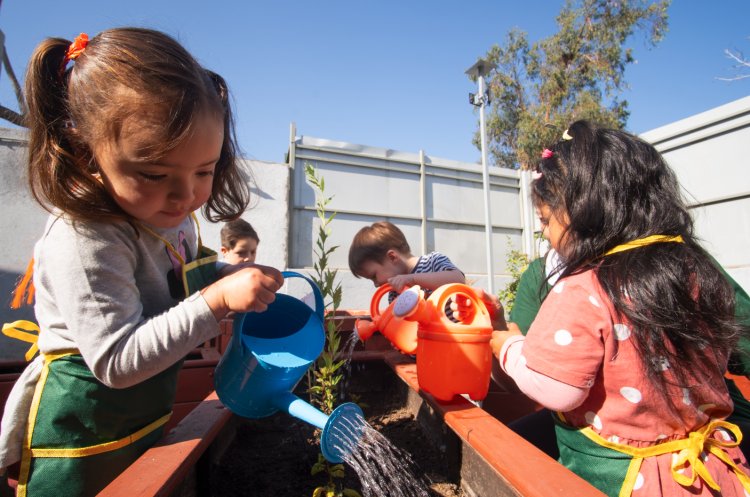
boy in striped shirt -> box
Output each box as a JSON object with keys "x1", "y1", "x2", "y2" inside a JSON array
[{"x1": 348, "y1": 221, "x2": 464, "y2": 302}]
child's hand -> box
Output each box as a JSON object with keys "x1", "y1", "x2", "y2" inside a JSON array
[
  {"x1": 387, "y1": 274, "x2": 415, "y2": 293},
  {"x1": 202, "y1": 265, "x2": 284, "y2": 320},
  {"x1": 218, "y1": 261, "x2": 260, "y2": 277},
  {"x1": 490, "y1": 324, "x2": 522, "y2": 358},
  {"x1": 458, "y1": 289, "x2": 507, "y2": 331}
]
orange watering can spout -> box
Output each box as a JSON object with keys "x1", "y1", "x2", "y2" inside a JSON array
[
  {"x1": 392, "y1": 285, "x2": 430, "y2": 320},
  {"x1": 354, "y1": 319, "x2": 377, "y2": 341},
  {"x1": 354, "y1": 284, "x2": 419, "y2": 355}
]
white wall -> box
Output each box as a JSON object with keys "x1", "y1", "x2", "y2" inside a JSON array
[
  {"x1": 198, "y1": 159, "x2": 290, "y2": 271},
  {"x1": 287, "y1": 134, "x2": 527, "y2": 311},
  {"x1": 0, "y1": 128, "x2": 46, "y2": 360},
  {"x1": 641, "y1": 96, "x2": 750, "y2": 291}
]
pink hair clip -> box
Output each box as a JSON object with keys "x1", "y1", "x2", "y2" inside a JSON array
[{"x1": 541, "y1": 148, "x2": 554, "y2": 159}]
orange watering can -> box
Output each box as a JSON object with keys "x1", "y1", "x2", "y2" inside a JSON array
[
  {"x1": 354, "y1": 284, "x2": 418, "y2": 355},
  {"x1": 393, "y1": 284, "x2": 493, "y2": 402}
]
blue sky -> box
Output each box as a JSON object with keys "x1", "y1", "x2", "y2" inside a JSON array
[{"x1": 0, "y1": 1, "x2": 748, "y2": 164}]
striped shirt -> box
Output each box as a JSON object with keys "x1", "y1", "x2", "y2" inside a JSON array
[{"x1": 388, "y1": 251, "x2": 460, "y2": 302}]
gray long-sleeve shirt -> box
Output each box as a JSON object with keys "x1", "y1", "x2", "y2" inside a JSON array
[{"x1": 0, "y1": 213, "x2": 220, "y2": 468}]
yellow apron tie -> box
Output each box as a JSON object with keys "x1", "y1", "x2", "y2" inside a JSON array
[
  {"x1": 137, "y1": 223, "x2": 186, "y2": 265},
  {"x1": 28, "y1": 412, "x2": 172, "y2": 458},
  {"x1": 137, "y1": 212, "x2": 206, "y2": 266},
  {"x1": 571, "y1": 415, "x2": 750, "y2": 495},
  {"x1": 670, "y1": 420, "x2": 750, "y2": 491},
  {"x1": 2, "y1": 321, "x2": 40, "y2": 361},
  {"x1": 604, "y1": 235, "x2": 684, "y2": 256}
]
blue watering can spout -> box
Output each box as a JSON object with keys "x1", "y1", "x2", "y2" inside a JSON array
[
  {"x1": 214, "y1": 271, "x2": 365, "y2": 463},
  {"x1": 320, "y1": 402, "x2": 366, "y2": 463},
  {"x1": 273, "y1": 392, "x2": 365, "y2": 463}
]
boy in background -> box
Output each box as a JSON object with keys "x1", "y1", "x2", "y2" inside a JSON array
[
  {"x1": 220, "y1": 218, "x2": 260, "y2": 265},
  {"x1": 348, "y1": 221, "x2": 464, "y2": 300}
]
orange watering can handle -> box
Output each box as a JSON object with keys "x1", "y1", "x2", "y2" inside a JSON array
[
  {"x1": 369, "y1": 284, "x2": 395, "y2": 319},
  {"x1": 432, "y1": 283, "x2": 490, "y2": 324}
]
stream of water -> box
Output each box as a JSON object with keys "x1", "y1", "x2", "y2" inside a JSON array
[{"x1": 330, "y1": 411, "x2": 432, "y2": 497}]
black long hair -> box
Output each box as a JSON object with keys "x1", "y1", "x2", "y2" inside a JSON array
[{"x1": 532, "y1": 120, "x2": 744, "y2": 398}]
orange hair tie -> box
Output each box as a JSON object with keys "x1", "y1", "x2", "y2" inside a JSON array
[
  {"x1": 62, "y1": 33, "x2": 89, "y2": 69},
  {"x1": 10, "y1": 258, "x2": 35, "y2": 309}
]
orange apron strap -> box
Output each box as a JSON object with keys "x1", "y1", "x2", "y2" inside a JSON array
[{"x1": 11, "y1": 258, "x2": 35, "y2": 309}]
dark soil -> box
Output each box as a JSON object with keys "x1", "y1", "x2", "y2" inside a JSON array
[{"x1": 212, "y1": 364, "x2": 465, "y2": 497}]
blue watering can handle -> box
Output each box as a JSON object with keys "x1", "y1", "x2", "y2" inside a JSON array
[{"x1": 281, "y1": 271, "x2": 325, "y2": 322}]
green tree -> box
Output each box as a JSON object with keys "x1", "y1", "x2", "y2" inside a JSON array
[
  {"x1": 304, "y1": 163, "x2": 362, "y2": 497},
  {"x1": 475, "y1": 0, "x2": 670, "y2": 169},
  {"x1": 496, "y1": 239, "x2": 531, "y2": 316},
  {"x1": 304, "y1": 162, "x2": 344, "y2": 416}
]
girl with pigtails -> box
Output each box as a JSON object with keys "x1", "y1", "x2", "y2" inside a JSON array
[
  {"x1": 490, "y1": 120, "x2": 750, "y2": 496},
  {"x1": 0, "y1": 28, "x2": 284, "y2": 496}
]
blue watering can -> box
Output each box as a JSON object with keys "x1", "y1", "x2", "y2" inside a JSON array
[{"x1": 214, "y1": 271, "x2": 364, "y2": 463}]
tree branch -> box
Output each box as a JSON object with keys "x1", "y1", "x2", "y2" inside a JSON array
[
  {"x1": 2, "y1": 47, "x2": 26, "y2": 114},
  {"x1": 724, "y1": 48, "x2": 750, "y2": 68},
  {"x1": 717, "y1": 48, "x2": 750, "y2": 81},
  {"x1": 0, "y1": 105, "x2": 24, "y2": 126}
]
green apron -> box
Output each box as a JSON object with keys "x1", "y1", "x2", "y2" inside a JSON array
[
  {"x1": 554, "y1": 413, "x2": 750, "y2": 497},
  {"x1": 509, "y1": 256, "x2": 549, "y2": 335},
  {"x1": 9, "y1": 215, "x2": 218, "y2": 497},
  {"x1": 710, "y1": 259, "x2": 750, "y2": 427}
]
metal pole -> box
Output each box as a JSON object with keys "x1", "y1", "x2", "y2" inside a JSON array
[
  {"x1": 478, "y1": 74, "x2": 494, "y2": 294},
  {"x1": 419, "y1": 149, "x2": 427, "y2": 256},
  {"x1": 519, "y1": 169, "x2": 536, "y2": 259}
]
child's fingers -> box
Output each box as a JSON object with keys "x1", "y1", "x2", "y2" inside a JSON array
[
  {"x1": 490, "y1": 328, "x2": 523, "y2": 357},
  {"x1": 489, "y1": 335, "x2": 502, "y2": 357},
  {"x1": 260, "y1": 265, "x2": 285, "y2": 288},
  {"x1": 451, "y1": 293, "x2": 473, "y2": 320},
  {"x1": 387, "y1": 275, "x2": 406, "y2": 292},
  {"x1": 452, "y1": 289, "x2": 506, "y2": 328},
  {"x1": 472, "y1": 289, "x2": 499, "y2": 318},
  {"x1": 240, "y1": 264, "x2": 284, "y2": 290},
  {"x1": 472, "y1": 290, "x2": 508, "y2": 330},
  {"x1": 225, "y1": 267, "x2": 283, "y2": 311},
  {"x1": 249, "y1": 286, "x2": 278, "y2": 313},
  {"x1": 454, "y1": 293, "x2": 470, "y2": 308}
]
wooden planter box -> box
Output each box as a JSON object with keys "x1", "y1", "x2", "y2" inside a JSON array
[
  {"x1": 16, "y1": 311, "x2": 749, "y2": 496},
  {"x1": 93, "y1": 311, "x2": 607, "y2": 497},
  {"x1": 95, "y1": 348, "x2": 606, "y2": 496}
]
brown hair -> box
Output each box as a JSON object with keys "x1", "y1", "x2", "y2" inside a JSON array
[
  {"x1": 348, "y1": 221, "x2": 411, "y2": 276},
  {"x1": 24, "y1": 27, "x2": 249, "y2": 223},
  {"x1": 220, "y1": 218, "x2": 259, "y2": 249}
]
